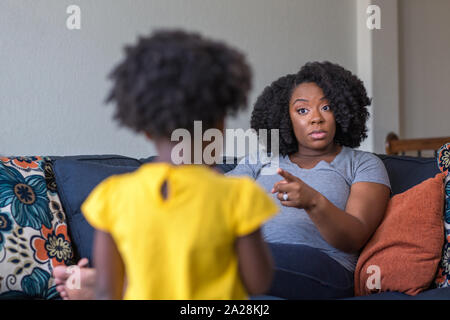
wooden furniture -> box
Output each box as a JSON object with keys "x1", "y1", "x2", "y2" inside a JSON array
[{"x1": 385, "y1": 132, "x2": 450, "y2": 157}]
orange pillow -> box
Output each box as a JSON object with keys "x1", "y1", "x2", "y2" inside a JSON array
[{"x1": 354, "y1": 173, "x2": 445, "y2": 296}]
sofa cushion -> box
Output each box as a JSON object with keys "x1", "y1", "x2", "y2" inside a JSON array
[
  {"x1": 0, "y1": 156, "x2": 74, "y2": 299},
  {"x1": 52, "y1": 159, "x2": 140, "y2": 265},
  {"x1": 434, "y1": 143, "x2": 450, "y2": 287},
  {"x1": 354, "y1": 172, "x2": 445, "y2": 296}
]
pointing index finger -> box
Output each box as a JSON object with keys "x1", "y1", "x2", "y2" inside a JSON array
[{"x1": 277, "y1": 168, "x2": 297, "y2": 182}]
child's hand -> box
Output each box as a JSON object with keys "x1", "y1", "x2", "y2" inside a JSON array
[{"x1": 271, "y1": 168, "x2": 318, "y2": 210}]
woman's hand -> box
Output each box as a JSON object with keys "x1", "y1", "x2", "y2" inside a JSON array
[
  {"x1": 271, "y1": 168, "x2": 391, "y2": 253},
  {"x1": 271, "y1": 168, "x2": 319, "y2": 210}
]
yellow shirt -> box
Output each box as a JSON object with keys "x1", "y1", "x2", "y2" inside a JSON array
[{"x1": 82, "y1": 163, "x2": 278, "y2": 300}]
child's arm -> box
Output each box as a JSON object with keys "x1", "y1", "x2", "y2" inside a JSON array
[
  {"x1": 92, "y1": 230, "x2": 125, "y2": 300},
  {"x1": 236, "y1": 228, "x2": 274, "y2": 295}
]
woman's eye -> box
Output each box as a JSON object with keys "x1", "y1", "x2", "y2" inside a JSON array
[
  {"x1": 297, "y1": 108, "x2": 308, "y2": 114},
  {"x1": 322, "y1": 105, "x2": 331, "y2": 111}
]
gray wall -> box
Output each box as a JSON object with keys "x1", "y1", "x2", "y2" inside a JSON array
[
  {"x1": 398, "y1": 0, "x2": 450, "y2": 139},
  {"x1": 0, "y1": 0, "x2": 356, "y2": 158}
]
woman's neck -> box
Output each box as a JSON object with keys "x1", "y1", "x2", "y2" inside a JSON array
[{"x1": 291, "y1": 143, "x2": 341, "y2": 160}]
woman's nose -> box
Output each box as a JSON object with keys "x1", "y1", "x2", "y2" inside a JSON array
[{"x1": 310, "y1": 108, "x2": 324, "y2": 124}]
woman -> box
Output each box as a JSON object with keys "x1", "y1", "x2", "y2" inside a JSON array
[{"x1": 226, "y1": 61, "x2": 391, "y2": 299}]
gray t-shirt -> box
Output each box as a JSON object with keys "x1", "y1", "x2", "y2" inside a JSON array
[{"x1": 225, "y1": 146, "x2": 391, "y2": 271}]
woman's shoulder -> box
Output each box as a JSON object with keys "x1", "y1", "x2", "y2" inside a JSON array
[
  {"x1": 225, "y1": 151, "x2": 274, "y2": 178},
  {"x1": 340, "y1": 146, "x2": 390, "y2": 187},
  {"x1": 340, "y1": 146, "x2": 383, "y2": 165}
]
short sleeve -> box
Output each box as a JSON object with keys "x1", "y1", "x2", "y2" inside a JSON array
[
  {"x1": 353, "y1": 152, "x2": 391, "y2": 190},
  {"x1": 230, "y1": 177, "x2": 279, "y2": 237},
  {"x1": 81, "y1": 177, "x2": 116, "y2": 232},
  {"x1": 225, "y1": 151, "x2": 274, "y2": 179}
]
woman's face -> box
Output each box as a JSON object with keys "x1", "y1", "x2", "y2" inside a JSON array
[{"x1": 288, "y1": 82, "x2": 336, "y2": 152}]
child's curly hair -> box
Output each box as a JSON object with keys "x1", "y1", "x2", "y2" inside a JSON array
[
  {"x1": 106, "y1": 29, "x2": 252, "y2": 139},
  {"x1": 251, "y1": 61, "x2": 371, "y2": 156}
]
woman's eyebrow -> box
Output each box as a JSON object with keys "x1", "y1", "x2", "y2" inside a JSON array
[
  {"x1": 293, "y1": 97, "x2": 326, "y2": 104},
  {"x1": 293, "y1": 98, "x2": 308, "y2": 103}
]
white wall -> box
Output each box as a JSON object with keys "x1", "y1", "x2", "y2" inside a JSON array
[
  {"x1": 398, "y1": 0, "x2": 450, "y2": 139},
  {"x1": 355, "y1": 0, "x2": 401, "y2": 154},
  {"x1": 356, "y1": 0, "x2": 373, "y2": 152},
  {"x1": 356, "y1": 0, "x2": 450, "y2": 154},
  {"x1": 0, "y1": 0, "x2": 357, "y2": 158},
  {"x1": 371, "y1": 0, "x2": 400, "y2": 154}
]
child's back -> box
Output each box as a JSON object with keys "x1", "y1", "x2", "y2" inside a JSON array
[{"x1": 83, "y1": 162, "x2": 277, "y2": 299}]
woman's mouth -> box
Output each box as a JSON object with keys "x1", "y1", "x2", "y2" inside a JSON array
[{"x1": 309, "y1": 131, "x2": 327, "y2": 139}]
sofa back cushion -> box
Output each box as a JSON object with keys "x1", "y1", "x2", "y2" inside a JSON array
[
  {"x1": 52, "y1": 159, "x2": 140, "y2": 265},
  {"x1": 376, "y1": 154, "x2": 440, "y2": 196}
]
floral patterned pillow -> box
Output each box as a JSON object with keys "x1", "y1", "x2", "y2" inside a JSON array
[
  {"x1": 0, "y1": 156, "x2": 74, "y2": 299},
  {"x1": 434, "y1": 143, "x2": 450, "y2": 288}
]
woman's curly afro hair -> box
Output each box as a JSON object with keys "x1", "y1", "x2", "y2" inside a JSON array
[
  {"x1": 106, "y1": 29, "x2": 252, "y2": 139},
  {"x1": 251, "y1": 61, "x2": 371, "y2": 156}
]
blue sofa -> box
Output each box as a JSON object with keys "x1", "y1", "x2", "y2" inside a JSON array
[{"x1": 47, "y1": 152, "x2": 450, "y2": 300}]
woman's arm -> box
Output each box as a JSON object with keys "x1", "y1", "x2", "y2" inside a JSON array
[
  {"x1": 236, "y1": 228, "x2": 274, "y2": 295},
  {"x1": 92, "y1": 230, "x2": 125, "y2": 299},
  {"x1": 224, "y1": 155, "x2": 259, "y2": 179},
  {"x1": 273, "y1": 168, "x2": 390, "y2": 254}
]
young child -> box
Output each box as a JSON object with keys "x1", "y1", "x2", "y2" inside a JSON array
[{"x1": 81, "y1": 29, "x2": 279, "y2": 300}]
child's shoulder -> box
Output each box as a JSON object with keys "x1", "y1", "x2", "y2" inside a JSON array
[
  {"x1": 92, "y1": 168, "x2": 140, "y2": 197},
  {"x1": 210, "y1": 169, "x2": 264, "y2": 195},
  {"x1": 93, "y1": 163, "x2": 157, "y2": 193},
  {"x1": 98, "y1": 162, "x2": 260, "y2": 194},
  {"x1": 172, "y1": 164, "x2": 259, "y2": 192}
]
